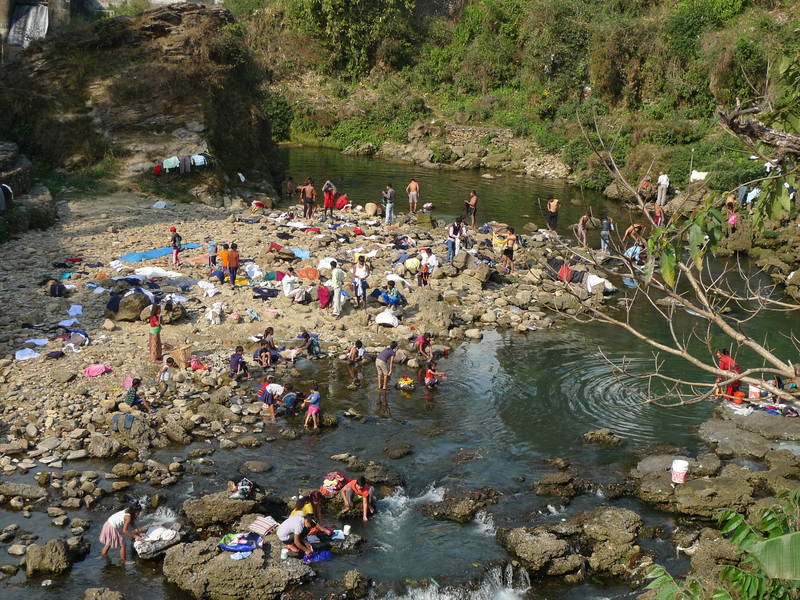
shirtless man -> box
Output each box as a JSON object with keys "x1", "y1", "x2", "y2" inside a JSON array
[
  {"x1": 465, "y1": 190, "x2": 478, "y2": 228},
  {"x1": 576, "y1": 213, "x2": 591, "y2": 247},
  {"x1": 300, "y1": 178, "x2": 317, "y2": 220},
  {"x1": 622, "y1": 223, "x2": 645, "y2": 244},
  {"x1": 502, "y1": 227, "x2": 517, "y2": 273},
  {"x1": 546, "y1": 197, "x2": 559, "y2": 232},
  {"x1": 406, "y1": 179, "x2": 420, "y2": 214}
]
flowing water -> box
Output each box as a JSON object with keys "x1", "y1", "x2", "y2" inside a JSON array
[{"x1": 2, "y1": 147, "x2": 796, "y2": 600}]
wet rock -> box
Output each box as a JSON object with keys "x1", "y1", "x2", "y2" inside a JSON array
[
  {"x1": 83, "y1": 588, "x2": 126, "y2": 600},
  {"x1": 383, "y1": 443, "x2": 412, "y2": 459},
  {"x1": 418, "y1": 488, "x2": 499, "y2": 523},
  {"x1": 342, "y1": 569, "x2": 370, "y2": 598},
  {"x1": 688, "y1": 528, "x2": 741, "y2": 584},
  {"x1": 163, "y1": 539, "x2": 314, "y2": 600},
  {"x1": 498, "y1": 528, "x2": 570, "y2": 572},
  {"x1": 720, "y1": 409, "x2": 800, "y2": 441},
  {"x1": 237, "y1": 435, "x2": 262, "y2": 449},
  {"x1": 182, "y1": 492, "x2": 258, "y2": 527},
  {"x1": 534, "y1": 471, "x2": 589, "y2": 502},
  {"x1": 109, "y1": 413, "x2": 165, "y2": 451},
  {"x1": 7, "y1": 544, "x2": 27, "y2": 556},
  {"x1": 698, "y1": 419, "x2": 771, "y2": 459},
  {"x1": 582, "y1": 428, "x2": 622, "y2": 447},
  {"x1": 240, "y1": 460, "x2": 272, "y2": 474},
  {"x1": 364, "y1": 462, "x2": 403, "y2": 487},
  {"x1": 673, "y1": 475, "x2": 754, "y2": 518},
  {"x1": 24, "y1": 539, "x2": 71, "y2": 576},
  {"x1": 0, "y1": 482, "x2": 47, "y2": 500},
  {"x1": 545, "y1": 457, "x2": 571, "y2": 470}
]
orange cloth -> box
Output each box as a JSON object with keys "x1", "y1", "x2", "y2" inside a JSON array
[
  {"x1": 227, "y1": 250, "x2": 240, "y2": 268},
  {"x1": 218, "y1": 249, "x2": 229, "y2": 268},
  {"x1": 343, "y1": 480, "x2": 369, "y2": 497},
  {"x1": 296, "y1": 267, "x2": 319, "y2": 281}
]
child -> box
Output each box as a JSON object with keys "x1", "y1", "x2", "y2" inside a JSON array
[
  {"x1": 218, "y1": 243, "x2": 230, "y2": 279},
  {"x1": 254, "y1": 342, "x2": 272, "y2": 368},
  {"x1": 205, "y1": 237, "x2": 217, "y2": 269},
  {"x1": 99, "y1": 503, "x2": 144, "y2": 565},
  {"x1": 229, "y1": 346, "x2": 251, "y2": 379},
  {"x1": 227, "y1": 243, "x2": 240, "y2": 289},
  {"x1": 157, "y1": 356, "x2": 177, "y2": 397},
  {"x1": 257, "y1": 377, "x2": 278, "y2": 421},
  {"x1": 169, "y1": 226, "x2": 182, "y2": 266},
  {"x1": 124, "y1": 378, "x2": 155, "y2": 413},
  {"x1": 302, "y1": 382, "x2": 321, "y2": 429},
  {"x1": 424, "y1": 361, "x2": 445, "y2": 389},
  {"x1": 347, "y1": 340, "x2": 365, "y2": 389},
  {"x1": 282, "y1": 383, "x2": 299, "y2": 416}
]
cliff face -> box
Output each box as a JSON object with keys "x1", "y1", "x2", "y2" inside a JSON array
[{"x1": 0, "y1": 3, "x2": 279, "y2": 185}]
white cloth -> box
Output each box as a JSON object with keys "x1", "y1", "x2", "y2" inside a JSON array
[
  {"x1": 67, "y1": 304, "x2": 83, "y2": 316},
  {"x1": 385, "y1": 273, "x2": 411, "y2": 288},
  {"x1": 107, "y1": 510, "x2": 127, "y2": 530},
  {"x1": 245, "y1": 264, "x2": 263, "y2": 280},
  {"x1": 58, "y1": 318, "x2": 80, "y2": 328},
  {"x1": 109, "y1": 260, "x2": 124, "y2": 272},
  {"x1": 375, "y1": 309, "x2": 399, "y2": 327},
  {"x1": 135, "y1": 267, "x2": 182, "y2": 278},
  {"x1": 93, "y1": 287, "x2": 109, "y2": 295},
  {"x1": 689, "y1": 170, "x2": 708, "y2": 182},
  {"x1": 282, "y1": 275, "x2": 299, "y2": 297},
  {"x1": 205, "y1": 302, "x2": 225, "y2": 325},
  {"x1": 15, "y1": 348, "x2": 40, "y2": 361},
  {"x1": 197, "y1": 280, "x2": 220, "y2": 297},
  {"x1": 317, "y1": 257, "x2": 336, "y2": 270},
  {"x1": 152, "y1": 201, "x2": 169, "y2": 209},
  {"x1": 124, "y1": 288, "x2": 155, "y2": 303},
  {"x1": 266, "y1": 383, "x2": 285, "y2": 397},
  {"x1": 164, "y1": 293, "x2": 188, "y2": 304},
  {"x1": 24, "y1": 339, "x2": 48, "y2": 346},
  {"x1": 158, "y1": 365, "x2": 173, "y2": 382},
  {"x1": 585, "y1": 274, "x2": 614, "y2": 293}
]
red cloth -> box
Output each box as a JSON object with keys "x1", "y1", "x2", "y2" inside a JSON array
[
  {"x1": 154, "y1": 165, "x2": 162, "y2": 175},
  {"x1": 275, "y1": 271, "x2": 285, "y2": 282},
  {"x1": 306, "y1": 228, "x2": 321, "y2": 234},
  {"x1": 335, "y1": 194, "x2": 349, "y2": 210},
  {"x1": 317, "y1": 285, "x2": 331, "y2": 309},
  {"x1": 324, "y1": 189, "x2": 335, "y2": 209},
  {"x1": 353, "y1": 227, "x2": 364, "y2": 235},
  {"x1": 268, "y1": 242, "x2": 283, "y2": 253},
  {"x1": 66, "y1": 258, "x2": 82, "y2": 263}
]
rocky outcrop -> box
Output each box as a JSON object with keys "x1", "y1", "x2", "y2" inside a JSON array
[
  {"x1": 83, "y1": 589, "x2": 126, "y2": 600},
  {"x1": 534, "y1": 470, "x2": 590, "y2": 502},
  {"x1": 0, "y1": 142, "x2": 57, "y2": 235},
  {"x1": 418, "y1": 488, "x2": 499, "y2": 523},
  {"x1": 699, "y1": 419, "x2": 771, "y2": 459},
  {"x1": 162, "y1": 539, "x2": 314, "y2": 600},
  {"x1": 24, "y1": 538, "x2": 71, "y2": 576},
  {"x1": 582, "y1": 428, "x2": 622, "y2": 447},
  {"x1": 182, "y1": 492, "x2": 260, "y2": 528}
]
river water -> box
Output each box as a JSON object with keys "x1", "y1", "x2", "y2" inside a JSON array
[{"x1": 2, "y1": 147, "x2": 795, "y2": 600}]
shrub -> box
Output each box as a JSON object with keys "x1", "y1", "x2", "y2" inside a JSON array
[
  {"x1": 260, "y1": 92, "x2": 293, "y2": 142},
  {"x1": 666, "y1": 0, "x2": 746, "y2": 60}
]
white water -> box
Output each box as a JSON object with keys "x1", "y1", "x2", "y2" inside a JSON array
[
  {"x1": 473, "y1": 510, "x2": 496, "y2": 537},
  {"x1": 375, "y1": 484, "x2": 445, "y2": 540},
  {"x1": 382, "y1": 565, "x2": 530, "y2": 600}
]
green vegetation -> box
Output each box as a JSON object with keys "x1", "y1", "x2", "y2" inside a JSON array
[{"x1": 232, "y1": 0, "x2": 798, "y2": 193}]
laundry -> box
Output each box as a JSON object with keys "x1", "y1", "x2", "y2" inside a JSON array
[
  {"x1": 252, "y1": 288, "x2": 279, "y2": 300},
  {"x1": 291, "y1": 248, "x2": 312, "y2": 259},
  {"x1": 162, "y1": 156, "x2": 180, "y2": 170},
  {"x1": 197, "y1": 281, "x2": 220, "y2": 297},
  {"x1": 205, "y1": 302, "x2": 226, "y2": 324},
  {"x1": 83, "y1": 364, "x2": 113, "y2": 377},
  {"x1": 245, "y1": 264, "x2": 263, "y2": 280},
  {"x1": 119, "y1": 244, "x2": 200, "y2": 263},
  {"x1": 67, "y1": 304, "x2": 83, "y2": 316},
  {"x1": 24, "y1": 339, "x2": 49, "y2": 346},
  {"x1": 134, "y1": 266, "x2": 183, "y2": 278},
  {"x1": 124, "y1": 288, "x2": 156, "y2": 303},
  {"x1": 58, "y1": 318, "x2": 80, "y2": 328},
  {"x1": 14, "y1": 348, "x2": 40, "y2": 361}
]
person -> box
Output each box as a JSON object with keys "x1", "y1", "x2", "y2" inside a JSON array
[
  {"x1": 653, "y1": 203, "x2": 664, "y2": 227},
  {"x1": 465, "y1": 190, "x2": 478, "y2": 228},
  {"x1": 383, "y1": 184, "x2": 396, "y2": 225},
  {"x1": 599, "y1": 214, "x2": 614, "y2": 251},
  {"x1": 286, "y1": 176, "x2": 296, "y2": 204},
  {"x1": 546, "y1": 197, "x2": 559, "y2": 231},
  {"x1": 381, "y1": 280, "x2": 403, "y2": 308},
  {"x1": 157, "y1": 356, "x2": 177, "y2": 397},
  {"x1": 329, "y1": 260, "x2": 345, "y2": 317},
  {"x1": 624, "y1": 242, "x2": 646, "y2": 266},
  {"x1": 376, "y1": 341, "x2": 397, "y2": 390},
  {"x1": 424, "y1": 361, "x2": 445, "y2": 389},
  {"x1": 282, "y1": 266, "x2": 307, "y2": 304},
  {"x1": 301, "y1": 178, "x2": 317, "y2": 219},
  {"x1": 124, "y1": 378, "x2": 155, "y2": 413},
  {"x1": 502, "y1": 227, "x2": 517, "y2": 273},
  {"x1": 340, "y1": 476, "x2": 376, "y2": 522},
  {"x1": 406, "y1": 178, "x2": 420, "y2": 214},
  {"x1": 446, "y1": 215, "x2": 465, "y2": 263},
  {"x1": 45, "y1": 279, "x2": 68, "y2": 297},
  {"x1": 227, "y1": 243, "x2": 240, "y2": 289},
  {"x1": 622, "y1": 223, "x2": 645, "y2": 244},
  {"x1": 322, "y1": 180, "x2": 336, "y2": 221},
  {"x1": 254, "y1": 342, "x2": 272, "y2": 368},
  {"x1": 205, "y1": 236, "x2": 217, "y2": 269},
  {"x1": 261, "y1": 326, "x2": 280, "y2": 365},
  {"x1": 276, "y1": 513, "x2": 316, "y2": 558},
  {"x1": 100, "y1": 503, "x2": 144, "y2": 564},
  {"x1": 282, "y1": 383, "x2": 300, "y2": 416},
  {"x1": 257, "y1": 376, "x2": 282, "y2": 421},
  {"x1": 575, "y1": 215, "x2": 590, "y2": 247},
  {"x1": 218, "y1": 243, "x2": 230, "y2": 279},
  {"x1": 291, "y1": 491, "x2": 328, "y2": 529},
  {"x1": 656, "y1": 171, "x2": 670, "y2": 206},
  {"x1": 418, "y1": 248, "x2": 438, "y2": 286},
  {"x1": 169, "y1": 226, "x2": 182, "y2": 266},
  {"x1": 725, "y1": 195, "x2": 739, "y2": 232},
  {"x1": 148, "y1": 304, "x2": 162, "y2": 362},
  {"x1": 229, "y1": 346, "x2": 250, "y2": 379},
  {"x1": 716, "y1": 348, "x2": 743, "y2": 399},
  {"x1": 352, "y1": 255, "x2": 370, "y2": 309},
  {"x1": 414, "y1": 333, "x2": 433, "y2": 362},
  {"x1": 347, "y1": 340, "x2": 366, "y2": 388},
  {"x1": 292, "y1": 331, "x2": 320, "y2": 362},
  {"x1": 302, "y1": 382, "x2": 321, "y2": 429}
]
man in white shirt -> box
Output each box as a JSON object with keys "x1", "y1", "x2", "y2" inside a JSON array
[
  {"x1": 656, "y1": 172, "x2": 670, "y2": 206},
  {"x1": 329, "y1": 260, "x2": 346, "y2": 317},
  {"x1": 282, "y1": 267, "x2": 306, "y2": 303}
]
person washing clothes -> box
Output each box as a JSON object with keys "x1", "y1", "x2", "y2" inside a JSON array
[
  {"x1": 100, "y1": 503, "x2": 144, "y2": 565},
  {"x1": 340, "y1": 476, "x2": 377, "y2": 522},
  {"x1": 169, "y1": 226, "x2": 182, "y2": 266}
]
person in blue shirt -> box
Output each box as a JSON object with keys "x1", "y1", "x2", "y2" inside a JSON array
[
  {"x1": 229, "y1": 346, "x2": 251, "y2": 379},
  {"x1": 282, "y1": 383, "x2": 300, "y2": 416},
  {"x1": 302, "y1": 382, "x2": 321, "y2": 429},
  {"x1": 205, "y1": 237, "x2": 217, "y2": 269}
]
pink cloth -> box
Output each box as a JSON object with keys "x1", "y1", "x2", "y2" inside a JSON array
[
  {"x1": 317, "y1": 285, "x2": 331, "y2": 309},
  {"x1": 123, "y1": 376, "x2": 134, "y2": 389},
  {"x1": 84, "y1": 364, "x2": 113, "y2": 377},
  {"x1": 99, "y1": 520, "x2": 124, "y2": 548}
]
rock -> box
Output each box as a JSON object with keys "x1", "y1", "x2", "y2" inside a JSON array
[
  {"x1": 7, "y1": 544, "x2": 27, "y2": 556},
  {"x1": 342, "y1": 569, "x2": 369, "y2": 598},
  {"x1": 0, "y1": 482, "x2": 47, "y2": 500},
  {"x1": 163, "y1": 539, "x2": 314, "y2": 600},
  {"x1": 464, "y1": 328, "x2": 483, "y2": 340},
  {"x1": 240, "y1": 461, "x2": 272, "y2": 474},
  {"x1": 109, "y1": 412, "x2": 164, "y2": 451},
  {"x1": 534, "y1": 471, "x2": 588, "y2": 502},
  {"x1": 83, "y1": 588, "x2": 126, "y2": 600},
  {"x1": 102, "y1": 319, "x2": 116, "y2": 332},
  {"x1": 499, "y1": 528, "x2": 570, "y2": 572},
  {"x1": 383, "y1": 443, "x2": 412, "y2": 459},
  {"x1": 699, "y1": 419, "x2": 771, "y2": 459},
  {"x1": 674, "y1": 476, "x2": 754, "y2": 518},
  {"x1": 582, "y1": 428, "x2": 622, "y2": 447},
  {"x1": 182, "y1": 492, "x2": 258, "y2": 528},
  {"x1": 363, "y1": 462, "x2": 403, "y2": 487},
  {"x1": 364, "y1": 203, "x2": 380, "y2": 217},
  {"x1": 418, "y1": 488, "x2": 499, "y2": 523},
  {"x1": 237, "y1": 436, "x2": 262, "y2": 449},
  {"x1": 111, "y1": 293, "x2": 152, "y2": 322},
  {"x1": 24, "y1": 539, "x2": 71, "y2": 576}
]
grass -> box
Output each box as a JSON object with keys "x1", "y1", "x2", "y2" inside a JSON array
[{"x1": 37, "y1": 154, "x2": 122, "y2": 197}]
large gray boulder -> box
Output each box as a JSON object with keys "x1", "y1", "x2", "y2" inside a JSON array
[
  {"x1": 698, "y1": 419, "x2": 771, "y2": 459},
  {"x1": 674, "y1": 475, "x2": 754, "y2": 518},
  {"x1": 163, "y1": 539, "x2": 314, "y2": 600},
  {"x1": 88, "y1": 434, "x2": 120, "y2": 458},
  {"x1": 110, "y1": 293, "x2": 151, "y2": 322},
  {"x1": 24, "y1": 539, "x2": 71, "y2": 576},
  {"x1": 0, "y1": 482, "x2": 47, "y2": 500},
  {"x1": 109, "y1": 412, "x2": 166, "y2": 451},
  {"x1": 418, "y1": 488, "x2": 499, "y2": 523},
  {"x1": 182, "y1": 492, "x2": 258, "y2": 528}
]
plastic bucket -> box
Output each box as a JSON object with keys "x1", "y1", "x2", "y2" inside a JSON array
[
  {"x1": 671, "y1": 459, "x2": 689, "y2": 484},
  {"x1": 733, "y1": 391, "x2": 746, "y2": 405}
]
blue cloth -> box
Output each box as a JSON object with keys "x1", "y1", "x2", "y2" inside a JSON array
[
  {"x1": 291, "y1": 248, "x2": 311, "y2": 259},
  {"x1": 303, "y1": 550, "x2": 332, "y2": 563},
  {"x1": 307, "y1": 391, "x2": 321, "y2": 407},
  {"x1": 119, "y1": 244, "x2": 200, "y2": 263},
  {"x1": 381, "y1": 292, "x2": 401, "y2": 306}
]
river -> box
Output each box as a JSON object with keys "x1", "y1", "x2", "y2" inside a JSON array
[{"x1": 2, "y1": 147, "x2": 795, "y2": 600}]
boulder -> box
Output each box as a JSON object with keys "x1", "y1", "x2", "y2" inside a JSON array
[
  {"x1": 83, "y1": 589, "x2": 126, "y2": 600},
  {"x1": 182, "y1": 492, "x2": 258, "y2": 527},
  {"x1": 111, "y1": 293, "x2": 151, "y2": 322},
  {"x1": 582, "y1": 428, "x2": 622, "y2": 447},
  {"x1": 364, "y1": 203, "x2": 380, "y2": 217},
  {"x1": 0, "y1": 482, "x2": 47, "y2": 500},
  {"x1": 384, "y1": 443, "x2": 412, "y2": 459},
  {"x1": 88, "y1": 434, "x2": 120, "y2": 458},
  {"x1": 498, "y1": 528, "x2": 570, "y2": 572},
  {"x1": 109, "y1": 412, "x2": 165, "y2": 451},
  {"x1": 363, "y1": 462, "x2": 403, "y2": 487},
  {"x1": 24, "y1": 539, "x2": 71, "y2": 576},
  {"x1": 240, "y1": 461, "x2": 272, "y2": 474},
  {"x1": 139, "y1": 302, "x2": 186, "y2": 324},
  {"x1": 534, "y1": 471, "x2": 588, "y2": 502},
  {"x1": 674, "y1": 476, "x2": 754, "y2": 518},
  {"x1": 698, "y1": 419, "x2": 771, "y2": 459},
  {"x1": 163, "y1": 539, "x2": 314, "y2": 600},
  {"x1": 418, "y1": 488, "x2": 499, "y2": 523}
]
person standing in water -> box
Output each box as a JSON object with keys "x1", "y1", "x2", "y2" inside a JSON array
[
  {"x1": 546, "y1": 197, "x2": 560, "y2": 232},
  {"x1": 99, "y1": 503, "x2": 144, "y2": 565},
  {"x1": 286, "y1": 176, "x2": 296, "y2": 204},
  {"x1": 465, "y1": 190, "x2": 479, "y2": 228},
  {"x1": 406, "y1": 178, "x2": 420, "y2": 214},
  {"x1": 599, "y1": 214, "x2": 614, "y2": 251},
  {"x1": 301, "y1": 178, "x2": 317, "y2": 219},
  {"x1": 576, "y1": 213, "x2": 591, "y2": 247}
]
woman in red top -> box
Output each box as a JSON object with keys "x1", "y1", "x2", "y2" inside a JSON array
[
  {"x1": 716, "y1": 348, "x2": 742, "y2": 398},
  {"x1": 339, "y1": 476, "x2": 376, "y2": 522},
  {"x1": 148, "y1": 304, "x2": 162, "y2": 362}
]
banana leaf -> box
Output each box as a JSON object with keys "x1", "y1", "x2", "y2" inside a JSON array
[{"x1": 749, "y1": 531, "x2": 800, "y2": 580}]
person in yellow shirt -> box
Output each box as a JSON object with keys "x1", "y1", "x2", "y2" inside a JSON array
[{"x1": 289, "y1": 491, "x2": 331, "y2": 534}]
